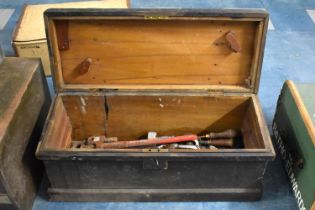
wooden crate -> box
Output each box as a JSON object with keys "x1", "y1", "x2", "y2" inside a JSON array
[
  {"x1": 12, "y1": 0, "x2": 129, "y2": 76},
  {"x1": 273, "y1": 80, "x2": 315, "y2": 210},
  {"x1": 36, "y1": 9, "x2": 275, "y2": 202},
  {"x1": 0, "y1": 57, "x2": 51, "y2": 210}
]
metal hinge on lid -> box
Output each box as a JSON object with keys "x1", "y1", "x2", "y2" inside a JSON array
[
  {"x1": 96, "y1": 88, "x2": 119, "y2": 93},
  {"x1": 206, "y1": 89, "x2": 227, "y2": 96},
  {"x1": 144, "y1": 15, "x2": 169, "y2": 20},
  {"x1": 206, "y1": 89, "x2": 251, "y2": 97}
]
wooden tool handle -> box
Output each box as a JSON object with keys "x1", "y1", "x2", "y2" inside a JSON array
[
  {"x1": 203, "y1": 129, "x2": 239, "y2": 139},
  {"x1": 199, "y1": 138, "x2": 234, "y2": 148}
]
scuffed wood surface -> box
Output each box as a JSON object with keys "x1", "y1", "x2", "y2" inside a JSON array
[{"x1": 0, "y1": 58, "x2": 51, "y2": 210}]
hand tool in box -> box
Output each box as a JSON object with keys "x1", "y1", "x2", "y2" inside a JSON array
[
  {"x1": 72, "y1": 129, "x2": 241, "y2": 149},
  {"x1": 199, "y1": 129, "x2": 239, "y2": 140},
  {"x1": 199, "y1": 138, "x2": 234, "y2": 148},
  {"x1": 97, "y1": 135, "x2": 198, "y2": 149}
]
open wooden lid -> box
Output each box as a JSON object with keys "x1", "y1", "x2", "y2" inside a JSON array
[{"x1": 45, "y1": 9, "x2": 268, "y2": 94}]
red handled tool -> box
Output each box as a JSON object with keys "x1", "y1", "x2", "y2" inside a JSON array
[{"x1": 97, "y1": 135, "x2": 198, "y2": 149}]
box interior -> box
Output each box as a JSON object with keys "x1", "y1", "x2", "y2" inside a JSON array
[
  {"x1": 41, "y1": 10, "x2": 268, "y2": 152},
  {"x1": 41, "y1": 94, "x2": 266, "y2": 151}
]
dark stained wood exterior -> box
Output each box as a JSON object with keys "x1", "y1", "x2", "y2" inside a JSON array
[
  {"x1": 0, "y1": 58, "x2": 51, "y2": 210},
  {"x1": 36, "y1": 9, "x2": 275, "y2": 201}
]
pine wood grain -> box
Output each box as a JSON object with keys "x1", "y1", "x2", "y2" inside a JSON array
[
  {"x1": 41, "y1": 94, "x2": 268, "y2": 150},
  {"x1": 46, "y1": 15, "x2": 267, "y2": 92}
]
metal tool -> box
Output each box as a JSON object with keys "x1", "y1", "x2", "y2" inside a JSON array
[
  {"x1": 176, "y1": 145, "x2": 199, "y2": 150},
  {"x1": 147, "y1": 132, "x2": 157, "y2": 139},
  {"x1": 167, "y1": 140, "x2": 200, "y2": 150},
  {"x1": 75, "y1": 129, "x2": 241, "y2": 149}
]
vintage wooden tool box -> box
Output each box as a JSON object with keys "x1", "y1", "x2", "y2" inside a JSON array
[
  {"x1": 36, "y1": 9, "x2": 275, "y2": 202},
  {"x1": 0, "y1": 57, "x2": 50, "y2": 210},
  {"x1": 273, "y1": 80, "x2": 315, "y2": 210}
]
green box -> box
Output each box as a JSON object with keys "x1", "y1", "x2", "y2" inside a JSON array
[{"x1": 273, "y1": 80, "x2": 315, "y2": 210}]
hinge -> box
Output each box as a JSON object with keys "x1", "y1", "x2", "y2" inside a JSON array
[
  {"x1": 206, "y1": 89, "x2": 228, "y2": 96},
  {"x1": 57, "y1": 88, "x2": 119, "y2": 95},
  {"x1": 144, "y1": 15, "x2": 169, "y2": 20},
  {"x1": 206, "y1": 89, "x2": 252, "y2": 97},
  {"x1": 142, "y1": 148, "x2": 169, "y2": 152},
  {"x1": 97, "y1": 88, "x2": 119, "y2": 93},
  {"x1": 79, "y1": 88, "x2": 120, "y2": 94}
]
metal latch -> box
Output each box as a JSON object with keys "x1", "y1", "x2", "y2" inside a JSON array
[
  {"x1": 143, "y1": 158, "x2": 168, "y2": 170},
  {"x1": 144, "y1": 15, "x2": 169, "y2": 20}
]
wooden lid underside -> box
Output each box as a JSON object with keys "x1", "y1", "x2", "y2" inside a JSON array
[{"x1": 46, "y1": 9, "x2": 268, "y2": 93}]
